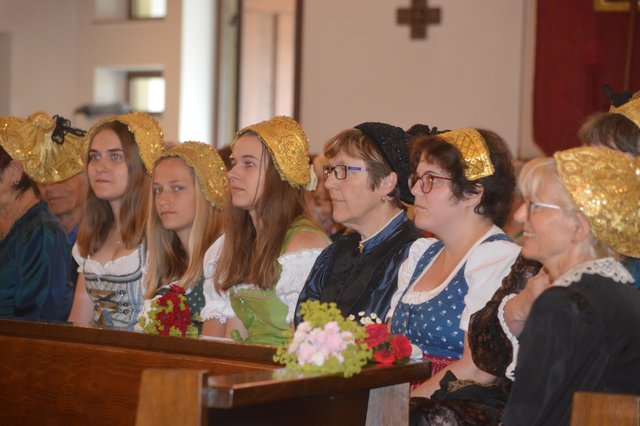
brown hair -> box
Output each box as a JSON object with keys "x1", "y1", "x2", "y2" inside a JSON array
[
  {"x1": 578, "y1": 112, "x2": 640, "y2": 156},
  {"x1": 0, "y1": 146, "x2": 41, "y2": 199},
  {"x1": 145, "y1": 158, "x2": 223, "y2": 297},
  {"x1": 215, "y1": 140, "x2": 308, "y2": 291},
  {"x1": 323, "y1": 128, "x2": 402, "y2": 208},
  {"x1": 410, "y1": 129, "x2": 515, "y2": 227},
  {"x1": 77, "y1": 121, "x2": 152, "y2": 257}
]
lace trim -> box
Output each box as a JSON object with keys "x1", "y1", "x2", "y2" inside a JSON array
[
  {"x1": 553, "y1": 257, "x2": 633, "y2": 288},
  {"x1": 498, "y1": 293, "x2": 519, "y2": 380}
]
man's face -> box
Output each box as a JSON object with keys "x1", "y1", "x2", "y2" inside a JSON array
[{"x1": 40, "y1": 172, "x2": 88, "y2": 217}]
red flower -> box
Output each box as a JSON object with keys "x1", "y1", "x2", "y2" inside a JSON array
[
  {"x1": 390, "y1": 334, "x2": 412, "y2": 360},
  {"x1": 364, "y1": 323, "x2": 391, "y2": 348},
  {"x1": 373, "y1": 348, "x2": 396, "y2": 364}
]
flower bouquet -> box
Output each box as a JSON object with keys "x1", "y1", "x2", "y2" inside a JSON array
[
  {"x1": 274, "y1": 301, "x2": 372, "y2": 378},
  {"x1": 137, "y1": 284, "x2": 199, "y2": 338},
  {"x1": 363, "y1": 323, "x2": 412, "y2": 365}
]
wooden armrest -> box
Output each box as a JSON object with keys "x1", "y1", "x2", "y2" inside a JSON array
[{"x1": 571, "y1": 391, "x2": 640, "y2": 426}]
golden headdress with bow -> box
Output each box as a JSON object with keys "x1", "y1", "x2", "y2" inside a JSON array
[
  {"x1": 0, "y1": 112, "x2": 86, "y2": 183},
  {"x1": 236, "y1": 116, "x2": 315, "y2": 189},
  {"x1": 609, "y1": 90, "x2": 640, "y2": 129},
  {"x1": 86, "y1": 112, "x2": 164, "y2": 174},
  {"x1": 439, "y1": 128, "x2": 495, "y2": 181},
  {"x1": 554, "y1": 146, "x2": 640, "y2": 258},
  {"x1": 160, "y1": 142, "x2": 228, "y2": 211}
]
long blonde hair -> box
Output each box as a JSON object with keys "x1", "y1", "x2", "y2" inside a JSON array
[
  {"x1": 145, "y1": 158, "x2": 223, "y2": 297},
  {"x1": 77, "y1": 121, "x2": 151, "y2": 257}
]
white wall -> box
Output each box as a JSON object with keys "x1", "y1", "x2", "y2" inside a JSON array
[
  {"x1": 0, "y1": 0, "x2": 541, "y2": 156},
  {"x1": 300, "y1": 0, "x2": 540, "y2": 158},
  {"x1": 75, "y1": 0, "x2": 182, "y2": 138},
  {"x1": 0, "y1": 0, "x2": 80, "y2": 120}
]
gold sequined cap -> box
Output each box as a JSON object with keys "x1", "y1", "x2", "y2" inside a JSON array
[
  {"x1": 610, "y1": 91, "x2": 640, "y2": 129},
  {"x1": 439, "y1": 128, "x2": 495, "y2": 181},
  {"x1": 554, "y1": 146, "x2": 640, "y2": 258},
  {"x1": 236, "y1": 116, "x2": 311, "y2": 188},
  {"x1": 161, "y1": 142, "x2": 228, "y2": 211},
  {"x1": 0, "y1": 112, "x2": 85, "y2": 183},
  {"x1": 86, "y1": 112, "x2": 164, "y2": 174}
]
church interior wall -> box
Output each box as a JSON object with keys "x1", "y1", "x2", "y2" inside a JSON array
[{"x1": 0, "y1": 0, "x2": 542, "y2": 157}]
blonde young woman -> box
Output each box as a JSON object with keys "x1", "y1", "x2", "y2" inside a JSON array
[
  {"x1": 141, "y1": 142, "x2": 227, "y2": 333},
  {"x1": 201, "y1": 116, "x2": 329, "y2": 345},
  {"x1": 67, "y1": 113, "x2": 163, "y2": 329}
]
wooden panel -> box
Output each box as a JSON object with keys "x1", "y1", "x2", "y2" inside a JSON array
[
  {"x1": 135, "y1": 362, "x2": 431, "y2": 425},
  {"x1": 0, "y1": 319, "x2": 278, "y2": 426},
  {"x1": 571, "y1": 391, "x2": 640, "y2": 426}
]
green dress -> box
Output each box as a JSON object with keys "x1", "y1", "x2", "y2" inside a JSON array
[{"x1": 229, "y1": 218, "x2": 327, "y2": 345}]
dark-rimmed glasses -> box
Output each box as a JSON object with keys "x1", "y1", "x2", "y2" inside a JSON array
[
  {"x1": 408, "y1": 172, "x2": 453, "y2": 194},
  {"x1": 323, "y1": 165, "x2": 369, "y2": 180},
  {"x1": 525, "y1": 199, "x2": 564, "y2": 220}
]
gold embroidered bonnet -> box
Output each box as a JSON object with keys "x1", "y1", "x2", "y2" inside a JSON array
[
  {"x1": 86, "y1": 112, "x2": 164, "y2": 174},
  {"x1": 236, "y1": 116, "x2": 311, "y2": 188},
  {"x1": 161, "y1": 142, "x2": 228, "y2": 211},
  {"x1": 554, "y1": 146, "x2": 640, "y2": 258},
  {"x1": 0, "y1": 111, "x2": 85, "y2": 183},
  {"x1": 609, "y1": 91, "x2": 640, "y2": 129},
  {"x1": 439, "y1": 128, "x2": 495, "y2": 181}
]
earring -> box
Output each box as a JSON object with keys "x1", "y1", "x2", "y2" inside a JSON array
[
  {"x1": 13, "y1": 180, "x2": 19, "y2": 186},
  {"x1": 380, "y1": 196, "x2": 387, "y2": 204}
]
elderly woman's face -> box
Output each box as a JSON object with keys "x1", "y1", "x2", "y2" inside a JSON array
[
  {"x1": 323, "y1": 150, "x2": 382, "y2": 232},
  {"x1": 514, "y1": 184, "x2": 576, "y2": 268}
]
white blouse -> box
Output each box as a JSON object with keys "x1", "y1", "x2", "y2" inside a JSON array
[
  {"x1": 201, "y1": 234, "x2": 323, "y2": 324},
  {"x1": 387, "y1": 225, "x2": 520, "y2": 332}
]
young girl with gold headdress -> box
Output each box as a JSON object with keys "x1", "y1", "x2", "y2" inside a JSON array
[
  {"x1": 201, "y1": 116, "x2": 329, "y2": 344},
  {"x1": 68, "y1": 113, "x2": 163, "y2": 329},
  {"x1": 140, "y1": 142, "x2": 227, "y2": 332}
]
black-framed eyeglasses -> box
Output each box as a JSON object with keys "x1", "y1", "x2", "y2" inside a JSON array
[
  {"x1": 525, "y1": 199, "x2": 564, "y2": 220},
  {"x1": 323, "y1": 165, "x2": 369, "y2": 180},
  {"x1": 408, "y1": 171, "x2": 453, "y2": 194}
]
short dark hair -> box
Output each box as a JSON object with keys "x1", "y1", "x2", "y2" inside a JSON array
[
  {"x1": 410, "y1": 128, "x2": 515, "y2": 227},
  {"x1": 0, "y1": 145, "x2": 40, "y2": 199},
  {"x1": 579, "y1": 112, "x2": 640, "y2": 156}
]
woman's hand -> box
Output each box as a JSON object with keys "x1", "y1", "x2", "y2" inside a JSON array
[{"x1": 503, "y1": 268, "x2": 552, "y2": 337}]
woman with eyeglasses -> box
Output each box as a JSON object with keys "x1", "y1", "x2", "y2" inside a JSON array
[
  {"x1": 499, "y1": 147, "x2": 640, "y2": 425},
  {"x1": 295, "y1": 123, "x2": 422, "y2": 323},
  {"x1": 388, "y1": 128, "x2": 520, "y2": 399}
]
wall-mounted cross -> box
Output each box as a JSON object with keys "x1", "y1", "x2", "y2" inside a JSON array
[{"x1": 397, "y1": 0, "x2": 441, "y2": 40}]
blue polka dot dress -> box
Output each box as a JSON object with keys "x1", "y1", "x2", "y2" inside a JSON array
[{"x1": 390, "y1": 233, "x2": 513, "y2": 359}]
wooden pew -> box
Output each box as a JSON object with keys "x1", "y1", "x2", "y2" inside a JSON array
[
  {"x1": 571, "y1": 391, "x2": 640, "y2": 426},
  {"x1": 136, "y1": 362, "x2": 431, "y2": 425},
  {"x1": 1, "y1": 318, "x2": 431, "y2": 425},
  {"x1": 0, "y1": 318, "x2": 277, "y2": 425}
]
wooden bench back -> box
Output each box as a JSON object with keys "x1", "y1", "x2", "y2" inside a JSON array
[{"x1": 571, "y1": 391, "x2": 640, "y2": 426}]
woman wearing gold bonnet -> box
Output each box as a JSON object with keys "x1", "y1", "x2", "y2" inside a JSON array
[
  {"x1": 501, "y1": 146, "x2": 640, "y2": 425},
  {"x1": 68, "y1": 112, "x2": 164, "y2": 330},
  {"x1": 140, "y1": 142, "x2": 228, "y2": 335},
  {"x1": 580, "y1": 86, "x2": 640, "y2": 289},
  {"x1": 201, "y1": 116, "x2": 329, "y2": 344},
  {"x1": 0, "y1": 111, "x2": 76, "y2": 321},
  {"x1": 387, "y1": 128, "x2": 520, "y2": 397}
]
